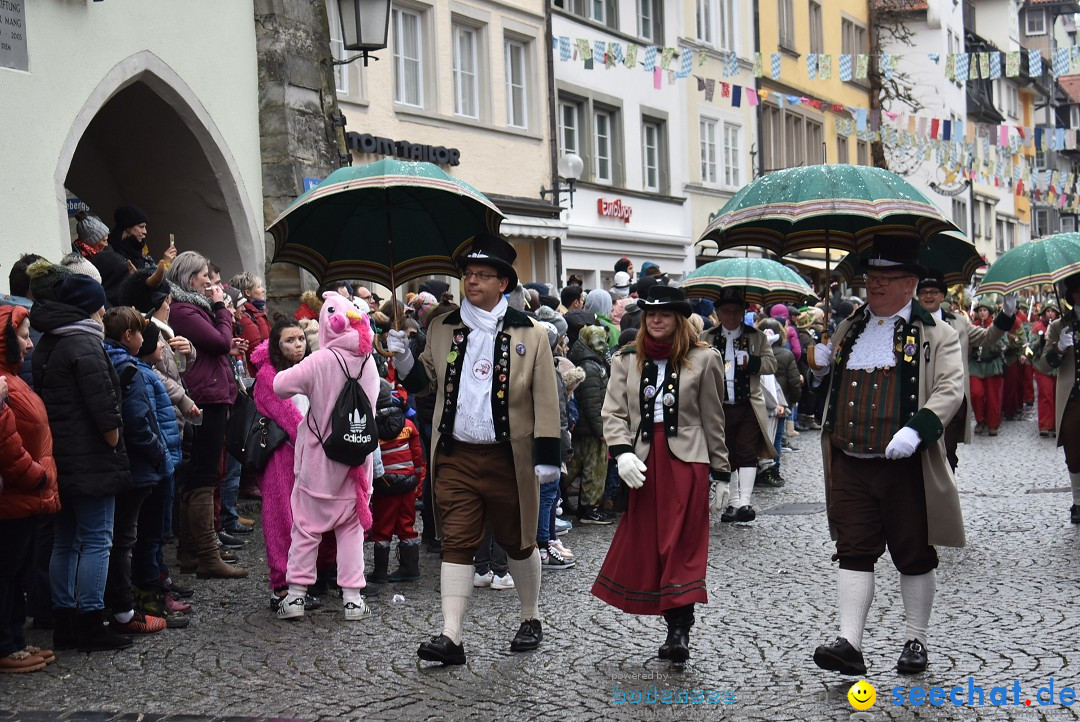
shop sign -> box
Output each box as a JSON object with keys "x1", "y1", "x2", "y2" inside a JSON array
[
  {"x1": 346, "y1": 132, "x2": 461, "y2": 166},
  {"x1": 0, "y1": 1, "x2": 27, "y2": 72},
  {"x1": 597, "y1": 197, "x2": 632, "y2": 223}
]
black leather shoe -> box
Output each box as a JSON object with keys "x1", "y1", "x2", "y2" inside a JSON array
[
  {"x1": 1071, "y1": 505, "x2": 1080, "y2": 524},
  {"x1": 734, "y1": 505, "x2": 756, "y2": 522},
  {"x1": 720, "y1": 506, "x2": 737, "y2": 523},
  {"x1": 510, "y1": 619, "x2": 543, "y2": 652},
  {"x1": 658, "y1": 627, "x2": 690, "y2": 664},
  {"x1": 813, "y1": 637, "x2": 867, "y2": 675},
  {"x1": 897, "y1": 639, "x2": 928, "y2": 674},
  {"x1": 417, "y1": 634, "x2": 466, "y2": 665}
]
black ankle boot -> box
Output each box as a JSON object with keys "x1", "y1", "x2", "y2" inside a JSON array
[
  {"x1": 367, "y1": 544, "x2": 390, "y2": 584},
  {"x1": 76, "y1": 609, "x2": 133, "y2": 652},
  {"x1": 658, "y1": 605, "x2": 694, "y2": 664},
  {"x1": 388, "y1": 542, "x2": 421, "y2": 582}
]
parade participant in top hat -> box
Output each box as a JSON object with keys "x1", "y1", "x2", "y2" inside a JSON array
[
  {"x1": 1044, "y1": 273, "x2": 1080, "y2": 523},
  {"x1": 593, "y1": 285, "x2": 730, "y2": 666},
  {"x1": 810, "y1": 233, "x2": 965, "y2": 677},
  {"x1": 699, "y1": 289, "x2": 777, "y2": 522},
  {"x1": 915, "y1": 271, "x2": 1016, "y2": 470},
  {"x1": 387, "y1": 233, "x2": 561, "y2": 665}
]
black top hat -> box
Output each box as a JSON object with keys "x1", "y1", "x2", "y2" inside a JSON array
[
  {"x1": 638, "y1": 285, "x2": 692, "y2": 318},
  {"x1": 713, "y1": 288, "x2": 747, "y2": 309},
  {"x1": 917, "y1": 270, "x2": 947, "y2": 294},
  {"x1": 862, "y1": 233, "x2": 926, "y2": 277},
  {"x1": 455, "y1": 232, "x2": 518, "y2": 289}
]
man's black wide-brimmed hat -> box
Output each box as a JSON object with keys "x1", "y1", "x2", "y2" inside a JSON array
[
  {"x1": 455, "y1": 232, "x2": 518, "y2": 288},
  {"x1": 638, "y1": 285, "x2": 692, "y2": 318}
]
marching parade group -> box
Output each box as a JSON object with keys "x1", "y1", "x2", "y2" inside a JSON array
[{"x1": 1, "y1": 203, "x2": 1078, "y2": 688}]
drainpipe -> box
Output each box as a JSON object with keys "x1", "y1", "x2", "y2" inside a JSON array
[
  {"x1": 545, "y1": 5, "x2": 564, "y2": 286},
  {"x1": 753, "y1": 0, "x2": 763, "y2": 178}
]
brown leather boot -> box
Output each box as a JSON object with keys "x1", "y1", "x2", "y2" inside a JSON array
[
  {"x1": 177, "y1": 490, "x2": 197, "y2": 574},
  {"x1": 189, "y1": 487, "x2": 247, "y2": 579}
]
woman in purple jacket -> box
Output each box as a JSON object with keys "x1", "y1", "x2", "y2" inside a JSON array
[{"x1": 165, "y1": 252, "x2": 247, "y2": 580}]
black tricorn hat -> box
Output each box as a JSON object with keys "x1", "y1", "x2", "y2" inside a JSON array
[
  {"x1": 917, "y1": 270, "x2": 947, "y2": 294},
  {"x1": 638, "y1": 285, "x2": 692, "y2": 318},
  {"x1": 455, "y1": 232, "x2": 518, "y2": 289},
  {"x1": 713, "y1": 287, "x2": 747, "y2": 309},
  {"x1": 862, "y1": 232, "x2": 926, "y2": 277}
]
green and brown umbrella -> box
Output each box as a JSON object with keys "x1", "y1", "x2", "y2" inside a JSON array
[
  {"x1": 681, "y1": 257, "x2": 816, "y2": 306},
  {"x1": 976, "y1": 232, "x2": 1080, "y2": 296},
  {"x1": 267, "y1": 158, "x2": 504, "y2": 288},
  {"x1": 836, "y1": 232, "x2": 985, "y2": 287}
]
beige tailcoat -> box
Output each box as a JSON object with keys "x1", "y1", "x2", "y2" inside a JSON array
[
  {"x1": 1045, "y1": 316, "x2": 1077, "y2": 438},
  {"x1": 943, "y1": 310, "x2": 1009, "y2": 444},
  {"x1": 699, "y1": 324, "x2": 777, "y2": 460},
  {"x1": 821, "y1": 303, "x2": 967, "y2": 548},
  {"x1": 404, "y1": 306, "x2": 561, "y2": 550},
  {"x1": 602, "y1": 346, "x2": 731, "y2": 477}
]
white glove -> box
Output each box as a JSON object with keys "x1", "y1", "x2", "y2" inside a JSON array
[
  {"x1": 1059, "y1": 328, "x2": 1075, "y2": 352},
  {"x1": 535, "y1": 464, "x2": 560, "y2": 485},
  {"x1": 763, "y1": 329, "x2": 780, "y2": 345},
  {"x1": 734, "y1": 349, "x2": 750, "y2": 366},
  {"x1": 810, "y1": 342, "x2": 834, "y2": 377},
  {"x1": 709, "y1": 480, "x2": 730, "y2": 513},
  {"x1": 885, "y1": 426, "x2": 921, "y2": 460},
  {"x1": 1002, "y1": 292, "x2": 1018, "y2": 317},
  {"x1": 386, "y1": 329, "x2": 414, "y2": 376},
  {"x1": 616, "y1": 453, "x2": 647, "y2": 489}
]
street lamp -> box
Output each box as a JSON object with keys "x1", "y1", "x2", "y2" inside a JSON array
[
  {"x1": 540, "y1": 152, "x2": 584, "y2": 208},
  {"x1": 335, "y1": 0, "x2": 391, "y2": 67}
]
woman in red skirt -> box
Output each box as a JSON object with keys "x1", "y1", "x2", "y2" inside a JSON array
[{"x1": 592, "y1": 285, "x2": 730, "y2": 665}]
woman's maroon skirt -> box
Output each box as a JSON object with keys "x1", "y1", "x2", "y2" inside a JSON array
[{"x1": 591, "y1": 425, "x2": 710, "y2": 615}]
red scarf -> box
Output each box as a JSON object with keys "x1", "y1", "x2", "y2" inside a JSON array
[
  {"x1": 74, "y1": 239, "x2": 106, "y2": 259},
  {"x1": 642, "y1": 333, "x2": 673, "y2": 360}
]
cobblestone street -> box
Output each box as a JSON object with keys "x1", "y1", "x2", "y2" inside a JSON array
[{"x1": 3, "y1": 409, "x2": 1079, "y2": 721}]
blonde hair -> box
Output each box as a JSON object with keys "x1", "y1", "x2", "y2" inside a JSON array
[{"x1": 635, "y1": 312, "x2": 706, "y2": 373}]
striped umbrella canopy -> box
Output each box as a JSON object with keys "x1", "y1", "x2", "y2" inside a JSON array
[
  {"x1": 700, "y1": 165, "x2": 962, "y2": 256},
  {"x1": 836, "y1": 231, "x2": 985, "y2": 287},
  {"x1": 681, "y1": 257, "x2": 816, "y2": 305},
  {"x1": 266, "y1": 159, "x2": 504, "y2": 288},
  {"x1": 977, "y1": 232, "x2": 1080, "y2": 296}
]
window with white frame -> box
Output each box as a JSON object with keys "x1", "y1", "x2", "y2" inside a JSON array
[
  {"x1": 1035, "y1": 208, "x2": 1053, "y2": 237},
  {"x1": 1072, "y1": 105, "x2": 1080, "y2": 128},
  {"x1": 452, "y1": 24, "x2": 480, "y2": 119},
  {"x1": 594, "y1": 109, "x2": 613, "y2": 183},
  {"x1": 857, "y1": 139, "x2": 869, "y2": 166},
  {"x1": 327, "y1": 0, "x2": 349, "y2": 94},
  {"x1": 718, "y1": 0, "x2": 736, "y2": 52},
  {"x1": 809, "y1": 1, "x2": 824, "y2": 55},
  {"x1": 591, "y1": 0, "x2": 607, "y2": 24},
  {"x1": 392, "y1": 7, "x2": 423, "y2": 107},
  {"x1": 761, "y1": 104, "x2": 823, "y2": 170},
  {"x1": 557, "y1": 0, "x2": 617, "y2": 28},
  {"x1": 723, "y1": 123, "x2": 740, "y2": 187},
  {"x1": 1062, "y1": 215, "x2": 1077, "y2": 233},
  {"x1": 639, "y1": 0, "x2": 662, "y2": 42},
  {"x1": 695, "y1": 0, "x2": 713, "y2": 45},
  {"x1": 642, "y1": 119, "x2": 662, "y2": 192},
  {"x1": 952, "y1": 199, "x2": 968, "y2": 236},
  {"x1": 1026, "y1": 9, "x2": 1047, "y2": 35},
  {"x1": 984, "y1": 202, "x2": 994, "y2": 240},
  {"x1": 841, "y1": 18, "x2": 867, "y2": 60},
  {"x1": 947, "y1": 31, "x2": 961, "y2": 87},
  {"x1": 505, "y1": 39, "x2": 528, "y2": 129},
  {"x1": 559, "y1": 100, "x2": 580, "y2": 156},
  {"x1": 995, "y1": 217, "x2": 1008, "y2": 254},
  {"x1": 837, "y1": 136, "x2": 850, "y2": 164},
  {"x1": 778, "y1": 0, "x2": 795, "y2": 49},
  {"x1": 700, "y1": 118, "x2": 718, "y2": 184}
]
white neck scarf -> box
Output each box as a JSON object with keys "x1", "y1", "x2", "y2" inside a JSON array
[{"x1": 454, "y1": 296, "x2": 508, "y2": 443}]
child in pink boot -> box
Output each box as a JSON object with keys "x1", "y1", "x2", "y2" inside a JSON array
[{"x1": 273, "y1": 292, "x2": 378, "y2": 620}]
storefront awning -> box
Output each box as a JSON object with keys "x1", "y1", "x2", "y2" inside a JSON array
[{"x1": 499, "y1": 214, "x2": 567, "y2": 241}]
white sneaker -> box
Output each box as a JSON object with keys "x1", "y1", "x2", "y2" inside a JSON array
[
  {"x1": 490, "y1": 573, "x2": 516, "y2": 590},
  {"x1": 549, "y1": 539, "x2": 574, "y2": 559},
  {"x1": 554, "y1": 518, "x2": 572, "y2": 536},
  {"x1": 473, "y1": 571, "x2": 494, "y2": 588},
  {"x1": 276, "y1": 594, "x2": 305, "y2": 620},
  {"x1": 343, "y1": 597, "x2": 369, "y2": 621}
]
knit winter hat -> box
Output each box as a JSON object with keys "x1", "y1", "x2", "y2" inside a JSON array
[
  {"x1": 507, "y1": 284, "x2": 527, "y2": 312},
  {"x1": 26, "y1": 259, "x2": 71, "y2": 303},
  {"x1": 76, "y1": 214, "x2": 110, "y2": 244},
  {"x1": 60, "y1": 252, "x2": 102, "y2": 284},
  {"x1": 538, "y1": 320, "x2": 559, "y2": 350},
  {"x1": 377, "y1": 378, "x2": 394, "y2": 409},
  {"x1": 535, "y1": 305, "x2": 568, "y2": 339},
  {"x1": 114, "y1": 205, "x2": 149, "y2": 232},
  {"x1": 57, "y1": 274, "x2": 107, "y2": 315},
  {"x1": 136, "y1": 320, "x2": 161, "y2": 357},
  {"x1": 769, "y1": 304, "x2": 790, "y2": 320}
]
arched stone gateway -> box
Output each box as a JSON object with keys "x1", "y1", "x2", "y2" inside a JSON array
[{"x1": 56, "y1": 51, "x2": 261, "y2": 274}]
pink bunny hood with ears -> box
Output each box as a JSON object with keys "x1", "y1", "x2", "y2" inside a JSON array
[{"x1": 317, "y1": 291, "x2": 374, "y2": 356}]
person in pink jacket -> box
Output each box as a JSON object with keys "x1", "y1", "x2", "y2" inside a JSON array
[{"x1": 272, "y1": 292, "x2": 378, "y2": 621}]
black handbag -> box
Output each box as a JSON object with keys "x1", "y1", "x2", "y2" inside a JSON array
[{"x1": 227, "y1": 386, "x2": 288, "y2": 473}]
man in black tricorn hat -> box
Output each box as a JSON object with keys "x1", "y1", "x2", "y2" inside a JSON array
[
  {"x1": 810, "y1": 232, "x2": 965, "y2": 677},
  {"x1": 387, "y1": 232, "x2": 561, "y2": 665},
  {"x1": 699, "y1": 288, "x2": 776, "y2": 522},
  {"x1": 915, "y1": 270, "x2": 1017, "y2": 470}
]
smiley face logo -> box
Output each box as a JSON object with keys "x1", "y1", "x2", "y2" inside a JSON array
[{"x1": 847, "y1": 680, "x2": 876, "y2": 710}]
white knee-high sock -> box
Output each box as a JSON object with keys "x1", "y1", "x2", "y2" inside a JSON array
[
  {"x1": 737, "y1": 467, "x2": 757, "y2": 507},
  {"x1": 439, "y1": 562, "x2": 474, "y2": 644},
  {"x1": 726, "y1": 469, "x2": 740, "y2": 508},
  {"x1": 838, "y1": 569, "x2": 875, "y2": 652},
  {"x1": 507, "y1": 548, "x2": 542, "y2": 622},
  {"x1": 1071, "y1": 472, "x2": 1080, "y2": 505},
  {"x1": 900, "y1": 570, "x2": 936, "y2": 645}
]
